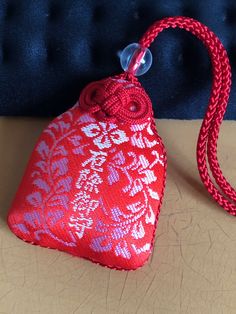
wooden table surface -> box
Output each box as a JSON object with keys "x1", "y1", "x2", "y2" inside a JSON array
[{"x1": 0, "y1": 118, "x2": 236, "y2": 314}]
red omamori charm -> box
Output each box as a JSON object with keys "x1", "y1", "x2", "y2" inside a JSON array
[
  {"x1": 7, "y1": 16, "x2": 236, "y2": 270},
  {"x1": 7, "y1": 76, "x2": 166, "y2": 270}
]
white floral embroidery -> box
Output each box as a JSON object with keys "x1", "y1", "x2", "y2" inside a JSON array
[
  {"x1": 145, "y1": 205, "x2": 155, "y2": 225},
  {"x1": 131, "y1": 221, "x2": 145, "y2": 239},
  {"x1": 131, "y1": 243, "x2": 151, "y2": 255},
  {"x1": 123, "y1": 153, "x2": 157, "y2": 196},
  {"x1": 81, "y1": 122, "x2": 129, "y2": 149},
  {"x1": 130, "y1": 122, "x2": 158, "y2": 148},
  {"x1": 147, "y1": 186, "x2": 160, "y2": 200},
  {"x1": 127, "y1": 201, "x2": 145, "y2": 213},
  {"x1": 68, "y1": 113, "x2": 165, "y2": 250},
  {"x1": 150, "y1": 150, "x2": 165, "y2": 167}
]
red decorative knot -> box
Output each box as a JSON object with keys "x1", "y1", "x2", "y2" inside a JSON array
[{"x1": 79, "y1": 76, "x2": 153, "y2": 123}]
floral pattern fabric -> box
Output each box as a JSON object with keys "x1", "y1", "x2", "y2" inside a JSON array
[{"x1": 7, "y1": 103, "x2": 166, "y2": 270}]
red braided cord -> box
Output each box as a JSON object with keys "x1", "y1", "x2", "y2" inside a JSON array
[
  {"x1": 139, "y1": 16, "x2": 236, "y2": 215},
  {"x1": 79, "y1": 76, "x2": 153, "y2": 124}
]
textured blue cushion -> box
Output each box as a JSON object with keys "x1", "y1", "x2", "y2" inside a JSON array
[{"x1": 0, "y1": 0, "x2": 235, "y2": 119}]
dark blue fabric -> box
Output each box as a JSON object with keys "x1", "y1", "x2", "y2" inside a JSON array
[{"x1": 0, "y1": 0, "x2": 236, "y2": 119}]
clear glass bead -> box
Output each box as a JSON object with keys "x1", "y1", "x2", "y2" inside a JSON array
[{"x1": 120, "y1": 43, "x2": 152, "y2": 76}]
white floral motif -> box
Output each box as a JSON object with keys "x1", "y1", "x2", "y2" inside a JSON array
[
  {"x1": 131, "y1": 221, "x2": 145, "y2": 239},
  {"x1": 131, "y1": 243, "x2": 151, "y2": 255},
  {"x1": 81, "y1": 122, "x2": 129, "y2": 149},
  {"x1": 107, "y1": 149, "x2": 163, "y2": 201},
  {"x1": 123, "y1": 153, "x2": 157, "y2": 197},
  {"x1": 130, "y1": 121, "x2": 158, "y2": 148},
  {"x1": 145, "y1": 205, "x2": 155, "y2": 225},
  {"x1": 69, "y1": 112, "x2": 165, "y2": 254}
]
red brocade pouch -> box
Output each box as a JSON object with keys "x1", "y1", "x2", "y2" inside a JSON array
[{"x1": 7, "y1": 17, "x2": 236, "y2": 270}]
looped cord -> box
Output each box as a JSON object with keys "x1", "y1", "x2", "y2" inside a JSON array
[
  {"x1": 79, "y1": 76, "x2": 153, "y2": 124},
  {"x1": 139, "y1": 16, "x2": 236, "y2": 215}
]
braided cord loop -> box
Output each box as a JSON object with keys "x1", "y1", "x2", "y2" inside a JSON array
[{"x1": 138, "y1": 16, "x2": 235, "y2": 215}]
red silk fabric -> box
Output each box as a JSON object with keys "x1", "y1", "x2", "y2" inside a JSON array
[{"x1": 8, "y1": 78, "x2": 166, "y2": 270}]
